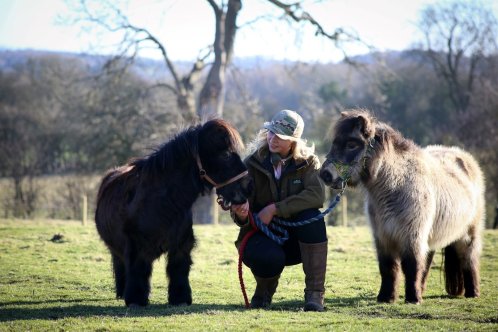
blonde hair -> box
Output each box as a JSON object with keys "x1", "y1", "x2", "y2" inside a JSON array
[{"x1": 247, "y1": 129, "x2": 315, "y2": 160}]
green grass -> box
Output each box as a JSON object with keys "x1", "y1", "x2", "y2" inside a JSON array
[{"x1": 0, "y1": 219, "x2": 497, "y2": 331}]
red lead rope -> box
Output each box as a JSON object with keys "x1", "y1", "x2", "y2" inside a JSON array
[{"x1": 237, "y1": 211, "x2": 258, "y2": 309}]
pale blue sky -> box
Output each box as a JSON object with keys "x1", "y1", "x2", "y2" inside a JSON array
[{"x1": 0, "y1": 0, "x2": 496, "y2": 63}]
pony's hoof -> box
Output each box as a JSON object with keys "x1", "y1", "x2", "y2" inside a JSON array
[
  {"x1": 168, "y1": 294, "x2": 192, "y2": 306},
  {"x1": 405, "y1": 299, "x2": 422, "y2": 305},
  {"x1": 377, "y1": 295, "x2": 396, "y2": 303},
  {"x1": 304, "y1": 302, "x2": 325, "y2": 312}
]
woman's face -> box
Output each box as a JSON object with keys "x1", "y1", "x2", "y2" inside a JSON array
[{"x1": 267, "y1": 131, "x2": 293, "y2": 157}]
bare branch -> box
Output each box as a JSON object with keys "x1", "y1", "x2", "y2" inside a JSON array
[{"x1": 266, "y1": 0, "x2": 360, "y2": 43}]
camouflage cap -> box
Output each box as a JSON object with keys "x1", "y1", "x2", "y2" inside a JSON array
[{"x1": 263, "y1": 109, "x2": 304, "y2": 141}]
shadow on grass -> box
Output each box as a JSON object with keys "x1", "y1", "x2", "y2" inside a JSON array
[
  {"x1": 2, "y1": 294, "x2": 490, "y2": 323},
  {"x1": 247, "y1": 296, "x2": 379, "y2": 312},
  {"x1": 0, "y1": 298, "x2": 108, "y2": 307},
  {"x1": 0, "y1": 296, "x2": 379, "y2": 321},
  {"x1": 233, "y1": 294, "x2": 442, "y2": 312},
  {"x1": 0, "y1": 303, "x2": 247, "y2": 322}
]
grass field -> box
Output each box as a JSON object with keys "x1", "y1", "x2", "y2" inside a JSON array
[{"x1": 0, "y1": 219, "x2": 497, "y2": 331}]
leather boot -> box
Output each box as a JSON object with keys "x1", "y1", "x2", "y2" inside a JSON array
[
  {"x1": 251, "y1": 274, "x2": 280, "y2": 308},
  {"x1": 299, "y1": 241, "x2": 328, "y2": 312}
]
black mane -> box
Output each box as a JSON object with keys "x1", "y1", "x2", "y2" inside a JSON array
[{"x1": 131, "y1": 125, "x2": 201, "y2": 179}]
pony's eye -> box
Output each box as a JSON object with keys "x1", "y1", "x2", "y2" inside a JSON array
[
  {"x1": 221, "y1": 151, "x2": 232, "y2": 160},
  {"x1": 346, "y1": 141, "x2": 359, "y2": 150}
]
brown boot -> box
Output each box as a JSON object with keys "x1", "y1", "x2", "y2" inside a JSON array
[
  {"x1": 251, "y1": 274, "x2": 280, "y2": 309},
  {"x1": 299, "y1": 241, "x2": 328, "y2": 312}
]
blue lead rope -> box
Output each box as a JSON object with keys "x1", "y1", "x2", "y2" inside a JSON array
[{"x1": 251, "y1": 192, "x2": 344, "y2": 245}]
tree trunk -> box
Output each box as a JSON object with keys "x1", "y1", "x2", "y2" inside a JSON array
[{"x1": 193, "y1": 0, "x2": 242, "y2": 224}]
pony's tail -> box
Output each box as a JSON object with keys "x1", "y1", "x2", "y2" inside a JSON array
[{"x1": 444, "y1": 244, "x2": 464, "y2": 296}]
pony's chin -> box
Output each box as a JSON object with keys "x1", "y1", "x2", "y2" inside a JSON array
[
  {"x1": 329, "y1": 179, "x2": 358, "y2": 190},
  {"x1": 219, "y1": 198, "x2": 247, "y2": 211},
  {"x1": 328, "y1": 180, "x2": 345, "y2": 190}
]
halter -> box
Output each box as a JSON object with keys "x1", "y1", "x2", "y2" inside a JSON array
[{"x1": 195, "y1": 155, "x2": 248, "y2": 189}]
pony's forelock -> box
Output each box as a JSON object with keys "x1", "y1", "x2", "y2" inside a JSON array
[
  {"x1": 337, "y1": 109, "x2": 376, "y2": 140},
  {"x1": 204, "y1": 118, "x2": 245, "y2": 153}
]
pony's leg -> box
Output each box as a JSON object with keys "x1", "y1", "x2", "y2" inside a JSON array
[
  {"x1": 444, "y1": 243, "x2": 464, "y2": 296},
  {"x1": 463, "y1": 263, "x2": 480, "y2": 298},
  {"x1": 420, "y1": 250, "x2": 435, "y2": 295},
  {"x1": 112, "y1": 253, "x2": 126, "y2": 299},
  {"x1": 401, "y1": 249, "x2": 425, "y2": 304},
  {"x1": 449, "y1": 233, "x2": 481, "y2": 298},
  {"x1": 375, "y1": 243, "x2": 401, "y2": 303},
  {"x1": 166, "y1": 226, "x2": 195, "y2": 306},
  {"x1": 463, "y1": 225, "x2": 481, "y2": 298},
  {"x1": 462, "y1": 241, "x2": 481, "y2": 298},
  {"x1": 123, "y1": 240, "x2": 153, "y2": 307}
]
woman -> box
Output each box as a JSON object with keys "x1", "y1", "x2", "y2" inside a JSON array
[{"x1": 231, "y1": 109, "x2": 327, "y2": 311}]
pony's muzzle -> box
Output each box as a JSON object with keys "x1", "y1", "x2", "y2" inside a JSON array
[
  {"x1": 319, "y1": 168, "x2": 333, "y2": 185},
  {"x1": 216, "y1": 176, "x2": 253, "y2": 208},
  {"x1": 319, "y1": 165, "x2": 344, "y2": 189}
]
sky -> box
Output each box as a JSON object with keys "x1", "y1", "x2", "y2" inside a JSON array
[{"x1": 0, "y1": 0, "x2": 496, "y2": 63}]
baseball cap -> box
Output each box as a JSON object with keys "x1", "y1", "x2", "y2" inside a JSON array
[{"x1": 263, "y1": 109, "x2": 304, "y2": 141}]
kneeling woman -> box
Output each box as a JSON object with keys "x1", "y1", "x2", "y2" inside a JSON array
[{"x1": 231, "y1": 109, "x2": 327, "y2": 311}]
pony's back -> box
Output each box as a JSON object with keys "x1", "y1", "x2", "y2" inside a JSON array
[
  {"x1": 423, "y1": 145, "x2": 485, "y2": 249},
  {"x1": 425, "y1": 145, "x2": 484, "y2": 196}
]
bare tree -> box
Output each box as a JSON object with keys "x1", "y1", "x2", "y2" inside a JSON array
[
  {"x1": 417, "y1": 1, "x2": 498, "y2": 227},
  {"x1": 65, "y1": 0, "x2": 361, "y2": 120},
  {"x1": 418, "y1": 0, "x2": 498, "y2": 113}
]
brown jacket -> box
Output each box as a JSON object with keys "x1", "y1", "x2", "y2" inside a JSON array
[{"x1": 232, "y1": 146, "x2": 325, "y2": 248}]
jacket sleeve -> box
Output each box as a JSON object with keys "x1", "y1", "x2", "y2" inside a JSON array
[{"x1": 275, "y1": 156, "x2": 325, "y2": 218}]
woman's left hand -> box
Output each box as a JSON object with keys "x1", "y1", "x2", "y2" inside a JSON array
[
  {"x1": 231, "y1": 202, "x2": 249, "y2": 219},
  {"x1": 258, "y1": 203, "x2": 277, "y2": 225}
]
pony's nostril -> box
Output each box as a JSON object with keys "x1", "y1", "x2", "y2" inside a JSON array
[{"x1": 320, "y1": 169, "x2": 332, "y2": 184}]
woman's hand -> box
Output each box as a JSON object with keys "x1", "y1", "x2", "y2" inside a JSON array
[
  {"x1": 258, "y1": 203, "x2": 277, "y2": 225},
  {"x1": 231, "y1": 202, "x2": 249, "y2": 219}
]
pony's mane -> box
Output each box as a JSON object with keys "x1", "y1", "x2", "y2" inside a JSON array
[
  {"x1": 375, "y1": 122, "x2": 415, "y2": 153},
  {"x1": 337, "y1": 109, "x2": 415, "y2": 153},
  {"x1": 130, "y1": 125, "x2": 200, "y2": 177},
  {"x1": 129, "y1": 119, "x2": 243, "y2": 177}
]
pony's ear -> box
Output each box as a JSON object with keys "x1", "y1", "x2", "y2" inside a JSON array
[{"x1": 355, "y1": 114, "x2": 375, "y2": 139}]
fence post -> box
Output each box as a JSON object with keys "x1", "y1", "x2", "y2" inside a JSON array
[
  {"x1": 82, "y1": 194, "x2": 88, "y2": 226},
  {"x1": 342, "y1": 194, "x2": 348, "y2": 227}
]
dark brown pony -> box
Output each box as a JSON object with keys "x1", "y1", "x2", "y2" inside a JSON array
[
  {"x1": 95, "y1": 119, "x2": 252, "y2": 307},
  {"x1": 320, "y1": 109, "x2": 485, "y2": 304}
]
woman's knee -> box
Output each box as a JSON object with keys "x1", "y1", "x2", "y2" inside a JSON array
[
  {"x1": 243, "y1": 236, "x2": 285, "y2": 277},
  {"x1": 292, "y1": 209, "x2": 327, "y2": 243}
]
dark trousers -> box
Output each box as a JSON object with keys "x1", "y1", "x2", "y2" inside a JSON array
[{"x1": 242, "y1": 209, "x2": 327, "y2": 278}]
